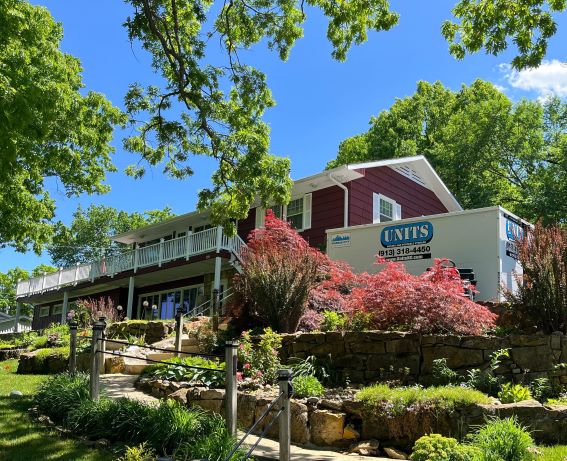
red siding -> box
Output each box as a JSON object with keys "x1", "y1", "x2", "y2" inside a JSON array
[
  {"x1": 299, "y1": 186, "x2": 345, "y2": 249},
  {"x1": 347, "y1": 167, "x2": 448, "y2": 226}
]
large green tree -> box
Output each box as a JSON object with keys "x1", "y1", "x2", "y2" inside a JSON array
[
  {"x1": 328, "y1": 80, "x2": 567, "y2": 223},
  {"x1": 0, "y1": 0, "x2": 125, "y2": 253},
  {"x1": 0, "y1": 265, "x2": 57, "y2": 316},
  {"x1": 121, "y1": 0, "x2": 399, "y2": 233},
  {"x1": 48, "y1": 205, "x2": 176, "y2": 267}
]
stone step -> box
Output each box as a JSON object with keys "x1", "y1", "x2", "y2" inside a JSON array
[
  {"x1": 181, "y1": 337, "x2": 199, "y2": 346},
  {"x1": 123, "y1": 356, "x2": 150, "y2": 375},
  {"x1": 181, "y1": 345, "x2": 201, "y2": 354},
  {"x1": 146, "y1": 352, "x2": 175, "y2": 362}
]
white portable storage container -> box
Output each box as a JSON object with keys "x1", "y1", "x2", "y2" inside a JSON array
[{"x1": 326, "y1": 206, "x2": 529, "y2": 302}]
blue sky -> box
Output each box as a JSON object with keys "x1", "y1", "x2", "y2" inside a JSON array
[{"x1": 2, "y1": 1, "x2": 567, "y2": 273}]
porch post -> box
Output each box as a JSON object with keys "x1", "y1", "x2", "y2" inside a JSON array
[
  {"x1": 213, "y1": 256, "x2": 222, "y2": 292},
  {"x1": 14, "y1": 302, "x2": 22, "y2": 333},
  {"x1": 126, "y1": 276, "x2": 135, "y2": 319},
  {"x1": 61, "y1": 291, "x2": 69, "y2": 325}
]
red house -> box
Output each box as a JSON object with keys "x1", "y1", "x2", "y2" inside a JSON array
[{"x1": 15, "y1": 156, "x2": 460, "y2": 330}]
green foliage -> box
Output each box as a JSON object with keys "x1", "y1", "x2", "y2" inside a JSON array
[
  {"x1": 145, "y1": 356, "x2": 225, "y2": 387},
  {"x1": 292, "y1": 375, "x2": 325, "y2": 398},
  {"x1": 193, "y1": 319, "x2": 221, "y2": 355},
  {"x1": 117, "y1": 443, "x2": 156, "y2": 461},
  {"x1": 288, "y1": 354, "x2": 348, "y2": 387},
  {"x1": 442, "y1": 0, "x2": 566, "y2": 70},
  {"x1": 328, "y1": 80, "x2": 567, "y2": 224},
  {"x1": 411, "y1": 434, "x2": 480, "y2": 461},
  {"x1": 34, "y1": 347, "x2": 70, "y2": 367},
  {"x1": 120, "y1": 0, "x2": 403, "y2": 233},
  {"x1": 528, "y1": 377, "x2": 555, "y2": 403},
  {"x1": 0, "y1": 265, "x2": 56, "y2": 316},
  {"x1": 35, "y1": 373, "x2": 244, "y2": 459},
  {"x1": 356, "y1": 384, "x2": 490, "y2": 416},
  {"x1": 49, "y1": 204, "x2": 175, "y2": 267},
  {"x1": 498, "y1": 383, "x2": 532, "y2": 404},
  {"x1": 238, "y1": 328, "x2": 282, "y2": 384},
  {"x1": 0, "y1": 0, "x2": 125, "y2": 252},
  {"x1": 321, "y1": 311, "x2": 347, "y2": 332},
  {"x1": 432, "y1": 349, "x2": 510, "y2": 398},
  {"x1": 34, "y1": 372, "x2": 91, "y2": 424},
  {"x1": 468, "y1": 417, "x2": 534, "y2": 461}
]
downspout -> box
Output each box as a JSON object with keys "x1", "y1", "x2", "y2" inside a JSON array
[{"x1": 328, "y1": 172, "x2": 349, "y2": 228}]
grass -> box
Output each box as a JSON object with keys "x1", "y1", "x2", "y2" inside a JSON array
[
  {"x1": 538, "y1": 445, "x2": 567, "y2": 460},
  {"x1": 356, "y1": 384, "x2": 491, "y2": 415},
  {"x1": 0, "y1": 359, "x2": 113, "y2": 461}
]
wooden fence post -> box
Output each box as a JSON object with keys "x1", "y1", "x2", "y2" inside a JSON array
[
  {"x1": 278, "y1": 369, "x2": 292, "y2": 461},
  {"x1": 90, "y1": 319, "x2": 105, "y2": 401},
  {"x1": 69, "y1": 321, "x2": 78, "y2": 374},
  {"x1": 174, "y1": 307, "x2": 184, "y2": 357},
  {"x1": 225, "y1": 341, "x2": 238, "y2": 437}
]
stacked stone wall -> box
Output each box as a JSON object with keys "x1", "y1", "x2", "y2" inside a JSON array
[{"x1": 278, "y1": 331, "x2": 567, "y2": 385}]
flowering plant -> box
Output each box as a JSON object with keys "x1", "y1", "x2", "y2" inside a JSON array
[{"x1": 237, "y1": 327, "x2": 281, "y2": 385}]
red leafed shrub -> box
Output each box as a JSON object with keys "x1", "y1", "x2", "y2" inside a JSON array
[
  {"x1": 348, "y1": 258, "x2": 497, "y2": 335},
  {"x1": 508, "y1": 222, "x2": 567, "y2": 333},
  {"x1": 234, "y1": 210, "x2": 326, "y2": 333}
]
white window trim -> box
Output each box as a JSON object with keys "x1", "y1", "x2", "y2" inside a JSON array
[
  {"x1": 257, "y1": 193, "x2": 312, "y2": 231},
  {"x1": 373, "y1": 193, "x2": 402, "y2": 223},
  {"x1": 39, "y1": 306, "x2": 50, "y2": 317},
  {"x1": 136, "y1": 283, "x2": 205, "y2": 319},
  {"x1": 52, "y1": 304, "x2": 63, "y2": 315}
]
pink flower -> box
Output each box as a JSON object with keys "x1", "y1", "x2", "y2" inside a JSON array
[
  {"x1": 236, "y1": 372, "x2": 244, "y2": 382},
  {"x1": 243, "y1": 363, "x2": 251, "y2": 370},
  {"x1": 239, "y1": 344, "x2": 245, "y2": 350},
  {"x1": 256, "y1": 371, "x2": 263, "y2": 378}
]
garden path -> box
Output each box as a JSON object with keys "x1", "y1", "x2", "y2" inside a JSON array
[{"x1": 100, "y1": 374, "x2": 391, "y2": 461}]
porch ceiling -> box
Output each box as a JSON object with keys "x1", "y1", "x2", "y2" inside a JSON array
[{"x1": 23, "y1": 258, "x2": 234, "y2": 305}]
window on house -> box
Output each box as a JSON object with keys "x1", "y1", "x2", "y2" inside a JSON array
[
  {"x1": 52, "y1": 304, "x2": 63, "y2": 316},
  {"x1": 286, "y1": 198, "x2": 304, "y2": 229},
  {"x1": 373, "y1": 193, "x2": 401, "y2": 223},
  {"x1": 194, "y1": 224, "x2": 213, "y2": 233},
  {"x1": 271, "y1": 205, "x2": 284, "y2": 219},
  {"x1": 39, "y1": 306, "x2": 50, "y2": 317}
]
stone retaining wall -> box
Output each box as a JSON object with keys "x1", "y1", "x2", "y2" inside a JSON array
[
  {"x1": 137, "y1": 377, "x2": 567, "y2": 451},
  {"x1": 106, "y1": 321, "x2": 175, "y2": 344},
  {"x1": 279, "y1": 331, "x2": 567, "y2": 385},
  {"x1": 0, "y1": 348, "x2": 25, "y2": 361}
]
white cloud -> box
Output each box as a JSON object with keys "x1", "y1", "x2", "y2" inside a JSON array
[{"x1": 500, "y1": 60, "x2": 567, "y2": 99}]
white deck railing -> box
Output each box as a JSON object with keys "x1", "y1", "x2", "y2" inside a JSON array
[{"x1": 16, "y1": 227, "x2": 246, "y2": 298}]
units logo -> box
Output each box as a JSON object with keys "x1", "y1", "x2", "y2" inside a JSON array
[
  {"x1": 380, "y1": 221, "x2": 433, "y2": 247},
  {"x1": 330, "y1": 233, "x2": 351, "y2": 247}
]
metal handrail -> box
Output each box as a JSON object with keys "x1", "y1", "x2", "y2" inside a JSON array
[
  {"x1": 191, "y1": 286, "x2": 234, "y2": 317},
  {"x1": 223, "y1": 391, "x2": 284, "y2": 461}
]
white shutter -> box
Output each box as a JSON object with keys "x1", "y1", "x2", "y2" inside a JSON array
[
  {"x1": 303, "y1": 193, "x2": 312, "y2": 230},
  {"x1": 255, "y1": 207, "x2": 265, "y2": 228},
  {"x1": 394, "y1": 202, "x2": 402, "y2": 220},
  {"x1": 372, "y1": 193, "x2": 381, "y2": 223}
]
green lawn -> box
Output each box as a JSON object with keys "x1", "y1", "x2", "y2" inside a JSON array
[
  {"x1": 538, "y1": 445, "x2": 567, "y2": 460},
  {"x1": 0, "y1": 359, "x2": 114, "y2": 461}
]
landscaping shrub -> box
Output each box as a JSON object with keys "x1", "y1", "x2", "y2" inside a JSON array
[
  {"x1": 144, "y1": 356, "x2": 225, "y2": 387},
  {"x1": 319, "y1": 310, "x2": 373, "y2": 332},
  {"x1": 35, "y1": 372, "x2": 91, "y2": 424},
  {"x1": 36, "y1": 373, "x2": 244, "y2": 459},
  {"x1": 411, "y1": 434, "x2": 480, "y2": 461},
  {"x1": 507, "y1": 222, "x2": 567, "y2": 334},
  {"x1": 349, "y1": 258, "x2": 497, "y2": 335},
  {"x1": 356, "y1": 384, "x2": 490, "y2": 416},
  {"x1": 498, "y1": 383, "x2": 532, "y2": 404},
  {"x1": 73, "y1": 296, "x2": 123, "y2": 325},
  {"x1": 432, "y1": 349, "x2": 510, "y2": 397},
  {"x1": 234, "y1": 211, "x2": 326, "y2": 333},
  {"x1": 34, "y1": 346, "x2": 69, "y2": 365},
  {"x1": 117, "y1": 443, "x2": 156, "y2": 461},
  {"x1": 288, "y1": 354, "x2": 348, "y2": 387},
  {"x1": 468, "y1": 417, "x2": 534, "y2": 461},
  {"x1": 292, "y1": 375, "x2": 325, "y2": 398},
  {"x1": 237, "y1": 328, "x2": 281, "y2": 384}
]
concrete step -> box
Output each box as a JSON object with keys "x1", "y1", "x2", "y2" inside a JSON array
[
  {"x1": 181, "y1": 345, "x2": 201, "y2": 354},
  {"x1": 181, "y1": 337, "x2": 199, "y2": 346},
  {"x1": 123, "y1": 356, "x2": 150, "y2": 375}
]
